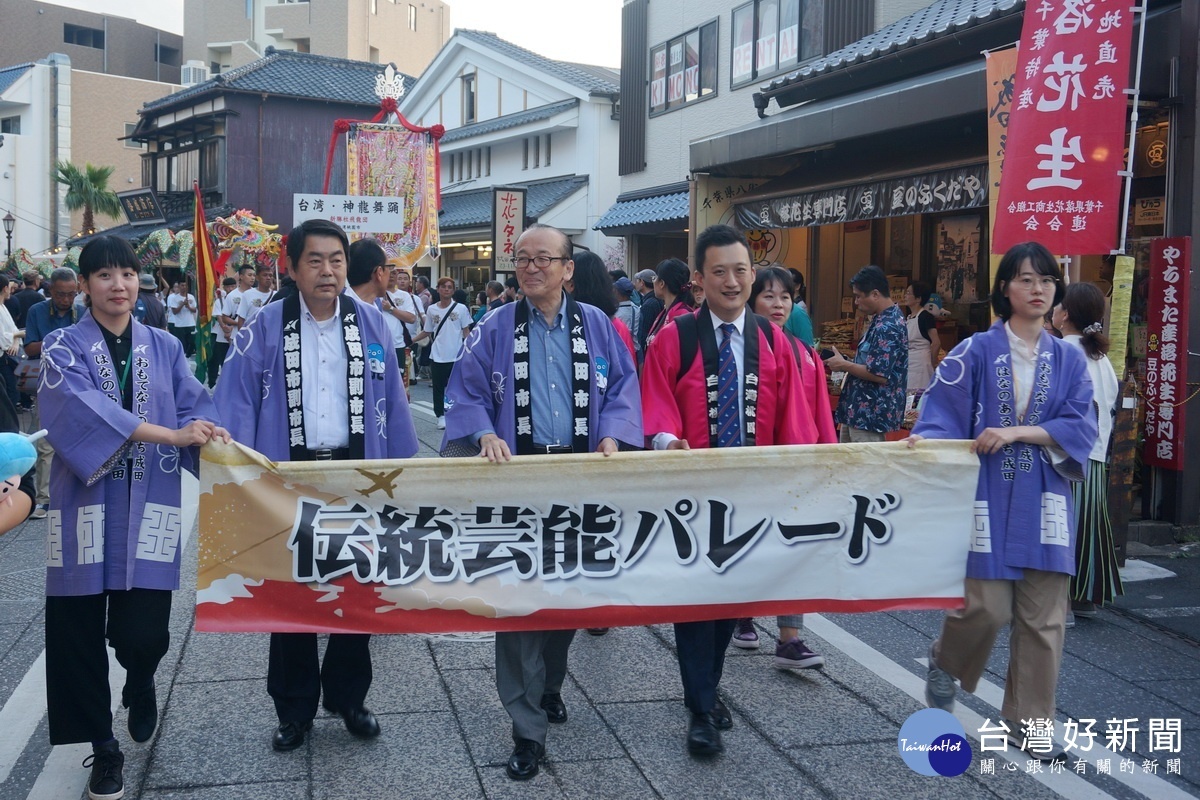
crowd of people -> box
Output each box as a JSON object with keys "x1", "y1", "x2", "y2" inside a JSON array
[{"x1": 0, "y1": 220, "x2": 1122, "y2": 799}]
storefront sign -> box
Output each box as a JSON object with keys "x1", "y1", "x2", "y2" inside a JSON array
[
  {"x1": 292, "y1": 193, "x2": 405, "y2": 234},
  {"x1": 993, "y1": 1, "x2": 1135, "y2": 255},
  {"x1": 117, "y1": 188, "x2": 166, "y2": 226},
  {"x1": 1143, "y1": 237, "x2": 1191, "y2": 470},
  {"x1": 986, "y1": 46, "x2": 1018, "y2": 293},
  {"x1": 735, "y1": 165, "x2": 987, "y2": 230},
  {"x1": 195, "y1": 440, "x2": 980, "y2": 633},
  {"x1": 491, "y1": 187, "x2": 526, "y2": 274},
  {"x1": 1133, "y1": 197, "x2": 1166, "y2": 227}
]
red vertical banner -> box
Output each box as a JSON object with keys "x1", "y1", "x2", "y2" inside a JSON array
[
  {"x1": 1143, "y1": 237, "x2": 1191, "y2": 470},
  {"x1": 993, "y1": 2, "x2": 1134, "y2": 255}
]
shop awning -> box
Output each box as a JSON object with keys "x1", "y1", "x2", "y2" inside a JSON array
[
  {"x1": 67, "y1": 204, "x2": 237, "y2": 248},
  {"x1": 594, "y1": 182, "x2": 689, "y2": 236},
  {"x1": 690, "y1": 60, "x2": 985, "y2": 176},
  {"x1": 439, "y1": 175, "x2": 588, "y2": 231}
]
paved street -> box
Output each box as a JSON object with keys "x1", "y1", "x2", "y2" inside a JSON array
[{"x1": 0, "y1": 381, "x2": 1196, "y2": 799}]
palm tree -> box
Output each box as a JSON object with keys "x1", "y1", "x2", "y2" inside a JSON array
[{"x1": 54, "y1": 161, "x2": 122, "y2": 236}]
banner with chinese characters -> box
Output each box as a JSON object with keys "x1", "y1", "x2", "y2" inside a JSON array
[
  {"x1": 1143, "y1": 237, "x2": 1191, "y2": 470},
  {"x1": 735, "y1": 164, "x2": 987, "y2": 230},
  {"x1": 292, "y1": 194, "x2": 405, "y2": 234},
  {"x1": 195, "y1": 440, "x2": 980, "y2": 634},
  {"x1": 985, "y1": 46, "x2": 1018, "y2": 292},
  {"x1": 992, "y1": 1, "x2": 1134, "y2": 254},
  {"x1": 491, "y1": 187, "x2": 526, "y2": 275},
  {"x1": 346, "y1": 122, "x2": 440, "y2": 269}
]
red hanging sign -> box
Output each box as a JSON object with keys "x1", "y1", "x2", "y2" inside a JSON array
[
  {"x1": 1143, "y1": 237, "x2": 1191, "y2": 470},
  {"x1": 993, "y1": 1, "x2": 1134, "y2": 255}
]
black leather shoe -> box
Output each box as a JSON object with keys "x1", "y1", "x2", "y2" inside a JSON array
[
  {"x1": 122, "y1": 683, "x2": 158, "y2": 743},
  {"x1": 506, "y1": 738, "x2": 544, "y2": 780},
  {"x1": 540, "y1": 693, "x2": 567, "y2": 724},
  {"x1": 340, "y1": 706, "x2": 382, "y2": 738},
  {"x1": 272, "y1": 720, "x2": 312, "y2": 752},
  {"x1": 686, "y1": 712, "x2": 723, "y2": 757},
  {"x1": 711, "y1": 699, "x2": 732, "y2": 731}
]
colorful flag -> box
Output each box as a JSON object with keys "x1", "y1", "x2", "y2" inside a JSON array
[{"x1": 192, "y1": 182, "x2": 217, "y2": 382}]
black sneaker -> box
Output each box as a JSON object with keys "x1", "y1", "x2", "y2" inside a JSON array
[
  {"x1": 82, "y1": 740, "x2": 124, "y2": 800},
  {"x1": 123, "y1": 682, "x2": 158, "y2": 743}
]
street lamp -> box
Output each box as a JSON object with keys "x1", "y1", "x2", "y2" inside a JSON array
[{"x1": 2, "y1": 211, "x2": 13, "y2": 261}]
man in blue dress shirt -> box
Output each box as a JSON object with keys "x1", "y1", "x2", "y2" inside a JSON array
[{"x1": 441, "y1": 224, "x2": 642, "y2": 781}]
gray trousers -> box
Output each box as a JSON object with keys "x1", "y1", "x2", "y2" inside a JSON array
[{"x1": 495, "y1": 629, "x2": 576, "y2": 745}]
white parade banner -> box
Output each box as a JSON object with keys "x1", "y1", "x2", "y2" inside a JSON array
[{"x1": 196, "y1": 440, "x2": 979, "y2": 633}]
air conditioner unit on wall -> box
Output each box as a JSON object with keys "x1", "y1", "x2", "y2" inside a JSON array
[{"x1": 181, "y1": 60, "x2": 210, "y2": 87}]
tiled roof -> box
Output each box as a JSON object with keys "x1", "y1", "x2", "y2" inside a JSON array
[
  {"x1": 761, "y1": 0, "x2": 1022, "y2": 94},
  {"x1": 594, "y1": 186, "x2": 689, "y2": 232},
  {"x1": 67, "y1": 204, "x2": 237, "y2": 247},
  {"x1": 439, "y1": 175, "x2": 589, "y2": 230},
  {"x1": 141, "y1": 48, "x2": 415, "y2": 114},
  {"x1": 0, "y1": 63, "x2": 34, "y2": 96},
  {"x1": 455, "y1": 30, "x2": 620, "y2": 95},
  {"x1": 441, "y1": 99, "x2": 579, "y2": 144}
]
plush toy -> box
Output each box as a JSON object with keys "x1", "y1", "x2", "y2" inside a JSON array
[
  {"x1": 0, "y1": 430, "x2": 41, "y2": 508},
  {"x1": 924, "y1": 292, "x2": 952, "y2": 320}
]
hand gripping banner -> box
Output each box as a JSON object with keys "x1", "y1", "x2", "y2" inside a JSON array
[{"x1": 196, "y1": 440, "x2": 981, "y2": 634}]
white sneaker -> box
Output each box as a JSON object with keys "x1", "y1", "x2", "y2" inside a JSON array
[
  {"x1": 436, "y1": 416, "x2": 446, "y2": 429},
  {"x1": 30, "y1": 504, "x2": 48, "y2": 520}
]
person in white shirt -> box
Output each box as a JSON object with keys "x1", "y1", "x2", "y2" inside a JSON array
[
  {"x1": 209, "y1": 276, "x2": 238, "y2": 387},
  {"x1": 238, "y1": 265, "x2": 277, "y2": 328},
  {"x1": 0, "y1": 275, "x2": 23, "y2": 406},
  {"x1": 384, "y1": 266, "x2": 420, "y2": 388},
  {"x1": 221, "y1": 265, "x2": 254, "y2": 332},
  {"x1": 166, "y1": 280, "x2": 197, "y2": 357},
  {"x1": 412, "y1": 276, "x2": 471, "y2": 428}
]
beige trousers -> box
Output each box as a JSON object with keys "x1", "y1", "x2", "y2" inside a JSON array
[{"x1": 933, "y1": 570, "x2": 1069, "y2": 723}]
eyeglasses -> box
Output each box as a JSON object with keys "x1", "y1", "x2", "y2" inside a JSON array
[
  {"x1": 1011, "y1": 276, "x2": 1059, "y2": 289},
  {"x1": 514, "y1": 256, "x2": 567, "y2": 269}
]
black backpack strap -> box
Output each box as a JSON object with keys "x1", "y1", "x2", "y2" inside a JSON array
[{"x1": 675, "y1": 312, "x2": 699, "y2": 382}]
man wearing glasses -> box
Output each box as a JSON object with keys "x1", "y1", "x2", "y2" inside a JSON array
[{"x1": 440, "y1": 224, "x2": 642, "y2": 781}]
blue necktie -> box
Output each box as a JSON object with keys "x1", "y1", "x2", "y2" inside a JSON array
[{"x1": 715, "y1": 323, "x2": 742, "y2": 448}]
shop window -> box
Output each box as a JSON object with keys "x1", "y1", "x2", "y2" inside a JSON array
[
  {"x1": 462, "y1": 74, "x2": 477, "y2": 125},
  {"x1": 649, "y1": 19, "x2": 718, "y2": 116},
  {"x1": 64, "y1": 23, "x2": 105, "y2": 50},
  {"x1": 732, "y1": 0, "x2": 824, "y2": 87},
  {"x1": 0, "y1": 116, "x2": 19, "y2": 135}
]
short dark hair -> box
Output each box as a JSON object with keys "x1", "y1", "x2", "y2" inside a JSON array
[
  {"x1": 415, "y1": 275, "x2": 430, "y2": 290},
  {"x1": 749, "y1": 266, "x2": 794, "y2": 311},
  {"x1": 222, "y1": 276, "x2": 236, "y2": 287},
  {"x1": 849, "y1": 265, "x2": 889, "y2": 297},
  {"x1": 0, "y1": 275, "x2": 11, "y2": 292},
  {"x1": 991, "y1": 241, "x2": 1063, "y2": 320},
  {"x1": 22, "y1": 271, "x2": 38, "y2": 287},
  {"x1": 239, "y1": 265, "x2": 255, "y2": 276},
  {"x1": 77, "y1": 237, "x2": 135, "y2": 278},
  {"x1": 347, "y1": 238, "x2": 387, "y2": 287},
  {"x1": 909, "y1": 280, "x2": 932, "y2": 306},
  {"x1": 505, "y1": 276, "x2": 519, "y2": 291},
  {"x1": 286, "y1": 218, "x2": 349, "y2": 266},
  {"x1": 694, "y1": 224, "x2": 750, "y2": 272},
  {"x1": 608, "y1": 269, "x2": 628, "y2": 281},
  {"x1": 485, "y1": 280, "x2": 504, "y2": 297}
]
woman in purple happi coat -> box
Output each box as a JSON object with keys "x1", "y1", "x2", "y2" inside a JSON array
[
  {"x1": 40, "y1": 236, "x2": 228, "y2": 800},
  {"x1": 907, "y1": 241, "x2": 1097, "y2": 762}
]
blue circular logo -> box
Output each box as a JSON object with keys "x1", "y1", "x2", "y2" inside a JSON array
[
  {"x1": 897, "y1": 708, "x2": 972, "y2": 777},
  {"x1": 366, "y1": 342, "x2": 386, "y2": 374}
]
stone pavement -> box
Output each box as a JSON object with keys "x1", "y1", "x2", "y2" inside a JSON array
[{"x1": 0, "y1": 384, "x2": 1196, "y2": 798}]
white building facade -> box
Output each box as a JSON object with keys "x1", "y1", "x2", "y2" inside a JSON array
[{"x1": 400, "y1": 30, "x2": 622, "y2": 294}]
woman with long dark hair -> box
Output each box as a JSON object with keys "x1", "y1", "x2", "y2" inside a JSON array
[
  {"x1": 570, "y1": 251, "x2": 636, "y2": 360},
  {"x1": 1052, "y1": 282, "x2": 1121, "y2": 621},
  {"x1": 644, "y1": 258, "x2": 695, "y2": 348},
  {"x1": 908, "y1": 241, "x2": 1097, "y2": 761}
]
